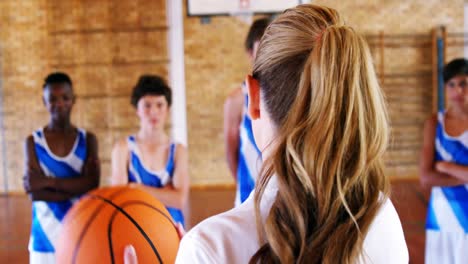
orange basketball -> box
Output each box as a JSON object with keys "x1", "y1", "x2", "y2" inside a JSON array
[{"x1": 56, "y1": 186, "x2": 180, "y2": 264}]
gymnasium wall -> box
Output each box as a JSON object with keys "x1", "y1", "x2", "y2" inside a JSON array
[
  {"x1": 0, "y1": 0, "x2": 465, "y2": 192},
  {"x1": 0, "y1": 0, "x2": 168, "y2": 192},
  {"x1": 184, "y1": 0, "x2": 465, "y2": 186}
]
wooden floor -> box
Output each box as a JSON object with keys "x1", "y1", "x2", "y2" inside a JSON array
[
  {"x1": 391, "y1": 180, "x2": 429, "y2": 264},
  {"x1": 0, "y1": 180, "x2": 426, "y2": 263}
]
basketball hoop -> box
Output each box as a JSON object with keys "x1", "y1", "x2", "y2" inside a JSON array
[
  {"x1": 232, "y1": 0, "x2": 253, "y2": 24},
  {"x1": 239, "y1": 0, "x2": 250, "y2": 9}
]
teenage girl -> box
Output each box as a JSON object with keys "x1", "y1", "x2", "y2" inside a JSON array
[
  {"x1": 420, "y1": 58, "x2": 468, "y2": 264},
  {"x1": 23, "y1": 72, "x2": 100, "y2": 264},
  {"x1": 111, "y1": 75, "x2": 189, "y2": 227}
]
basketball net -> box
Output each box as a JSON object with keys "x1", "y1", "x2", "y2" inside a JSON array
[{"x1": 232, "y1": 0, "x2": 253, "y2": 24}]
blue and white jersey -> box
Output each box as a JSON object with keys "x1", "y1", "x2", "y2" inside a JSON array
[
  {"x1": 29, "y1": 128, "x2": 87, "y2": 254},
  {"x1": 127, "y1": 136, "x2": 184, "y2": 226},
  {"x1": 235, "y1": 83, "x2": 262, "y2": 206},
  {"x1": 426, "y1": 112, "x2": 468, "y2": 233}
]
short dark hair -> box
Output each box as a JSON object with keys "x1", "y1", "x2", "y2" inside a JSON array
[
  {"x1": 131, "y1": 75, "x2": 172, "y2": 107},
  {"x1": 244, "y1": 18, "x2": 270, "y2": 52},
  {"x1": 443, "y1": 58, "x2": 468, "y2": 83},
  {"x1": 43, "y1": 72, "x2": 73, "y2": 89}
]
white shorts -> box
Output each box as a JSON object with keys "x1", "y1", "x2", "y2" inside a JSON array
[
  {"x1": 29, "y1": 251, "x2": 55, "y2": 264},
  {"x1": 425, "y1": 230, "x2": 468, "y2": 264}
]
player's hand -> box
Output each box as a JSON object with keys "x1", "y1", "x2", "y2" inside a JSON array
[
  {"x1": 128, "y1": 182, "x2": 139, "y2": 188},
  {"x1": 23, "y1": 168, "x2": 51, "y2": 192},
  {"x1": 175, "y1": 222, "x2": 185, "y2": 239},
  {"x1": 435, "y1": 161, "x2": 452, "y2": 173},
  {"x1": 123, "y1": 223, "x2": 184, "y2": 264},
  {"x1": 124, "y1": 245, "x2": 138, "y2": 264}
]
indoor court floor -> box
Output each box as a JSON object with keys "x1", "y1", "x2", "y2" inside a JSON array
[{"x1": 0, "y1": 179, "x2": 427, "y2": 263}]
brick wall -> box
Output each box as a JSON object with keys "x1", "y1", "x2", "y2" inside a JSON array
[
  {"x1": 184, "y1": 14, "x2": 251, "y2": 186},
  {"x1": 184, "y1": 0, "x2": 465, "y2": 185},
  {"x1": 0, "y1": 0, "x2": 168, "y2": 191},
  {"x1": 0, "y1": 0, "x2": 50, "y2": 192},
  {"x1": 0, "y1": 0, "x2": 465, "y2": 191}
]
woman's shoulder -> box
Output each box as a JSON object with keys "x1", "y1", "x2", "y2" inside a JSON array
[
  {"x1": 176, "y1": 197, "x2": 259, "y2": 263},
  {"x1": 361, "y1": 197, "x2": 409, "y2": 263},
  {"x1": 182, "y1": 198, "x2": 257, "y2": 243}
]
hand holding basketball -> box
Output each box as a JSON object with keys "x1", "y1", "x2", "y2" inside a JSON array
[
  {"x1": 56, "y1": 186, "x2": 180, "y2": 264},
  {"x1": 123, "y1": 220, "x2": 185, "y2": 264},
  {"x1": 124, "y1": 245, "x2": 138, "y2": 264}
]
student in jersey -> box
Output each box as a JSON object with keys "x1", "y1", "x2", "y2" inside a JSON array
[
  {"x1": 111, "y1": 75, "x2": 189, "y2": 228},
  {"x1": 224, "y1": 18, "x2": 269, "y2": 206},
  {"x1": 420, "y1": 58, "x2": 468, "y2": 264},
  {"x1": 23, "y1": 72, "x2": 100, "y2": 264},
  {"x1": 125, "y1": 4, "x2": 409, "y2": 263}
]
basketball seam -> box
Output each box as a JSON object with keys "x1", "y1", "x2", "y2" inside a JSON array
[
  {"x1": 107, "y1": 201, "x2": 178, "y2": 264},
  {"x1": 92, "y1": 195, "x2": 164, "y2": 264},
  {"x1": 71, "y1": 188, "x2": 131, "y2": 264}
]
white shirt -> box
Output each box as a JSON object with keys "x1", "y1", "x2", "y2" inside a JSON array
[{"x1": 176, "y1": 177, "x2": 409, "y2": 263}]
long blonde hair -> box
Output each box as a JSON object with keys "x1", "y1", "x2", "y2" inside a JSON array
[{"x1": 250, "y1": 4, "x2": 390, "y2": 263}]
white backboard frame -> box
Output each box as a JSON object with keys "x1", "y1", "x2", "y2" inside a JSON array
[{"x1": 187, "y1": 0, "x2": 304, "y2": 16}]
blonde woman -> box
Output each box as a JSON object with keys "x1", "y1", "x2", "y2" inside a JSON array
[{"x1": 125, "y1": 4, "x2": 409, "y2": 263}]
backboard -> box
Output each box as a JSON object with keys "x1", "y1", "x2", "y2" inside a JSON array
[{"x1": 187, "y1": 0, "x2": 304, "y2": 16}]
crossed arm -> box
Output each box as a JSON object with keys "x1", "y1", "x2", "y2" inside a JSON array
[
  {"x1": 419, "y1": 116, "x2": 468, "y2": 188},
  {"x1": 223, "y1": 88, "x2": 244, "y2": 180},
  {"x1": 111, "y1": 140, "x2": 190, "y2": 210},
  {"x1": 23, "y1": 133, "x2": 100, "y2": 201}
]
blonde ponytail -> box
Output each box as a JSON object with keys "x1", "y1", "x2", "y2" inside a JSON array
[{"x1": 250, "y1": 5, "x2": 389, "y2": 263}]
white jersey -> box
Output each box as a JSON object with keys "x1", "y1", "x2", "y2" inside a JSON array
[
  {"x1": 425, "y1": 112, "x2": 468, "y2": 264},
  {"x1": 235, "y1": 83, "x2": 262, "y2": 206},
  {"x1": 29, "y1": 128, "x2": 87, "y2": 264},
  {"x1": 176, "y1": 176, "x2": 409, "y2": 263}
]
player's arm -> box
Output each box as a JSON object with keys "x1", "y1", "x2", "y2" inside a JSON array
[
  {"x1": 28, "y1": 189, "x2": 77, "y2": 202},
  {"x1": 51, "y1": 132, "x2": 101, "y2": 195},
  {"x1": 419, "y1": 116, "x2": 464, "y2": 187},
  {"x1": 23, "y1": 135, "x2": 75, "y2": 201},
  {"x1": 133, "y1": 144, "x2": 189, "y2": 209},
  {"x1": 224, "y1": 89, "x2": 243, "y2": 179},
  {"x1": 435, "y1": 162, "x2": 468, "y2": 181},
  {"x1": 111, "y1": 138, "x2": 130, "y2": 185}
]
